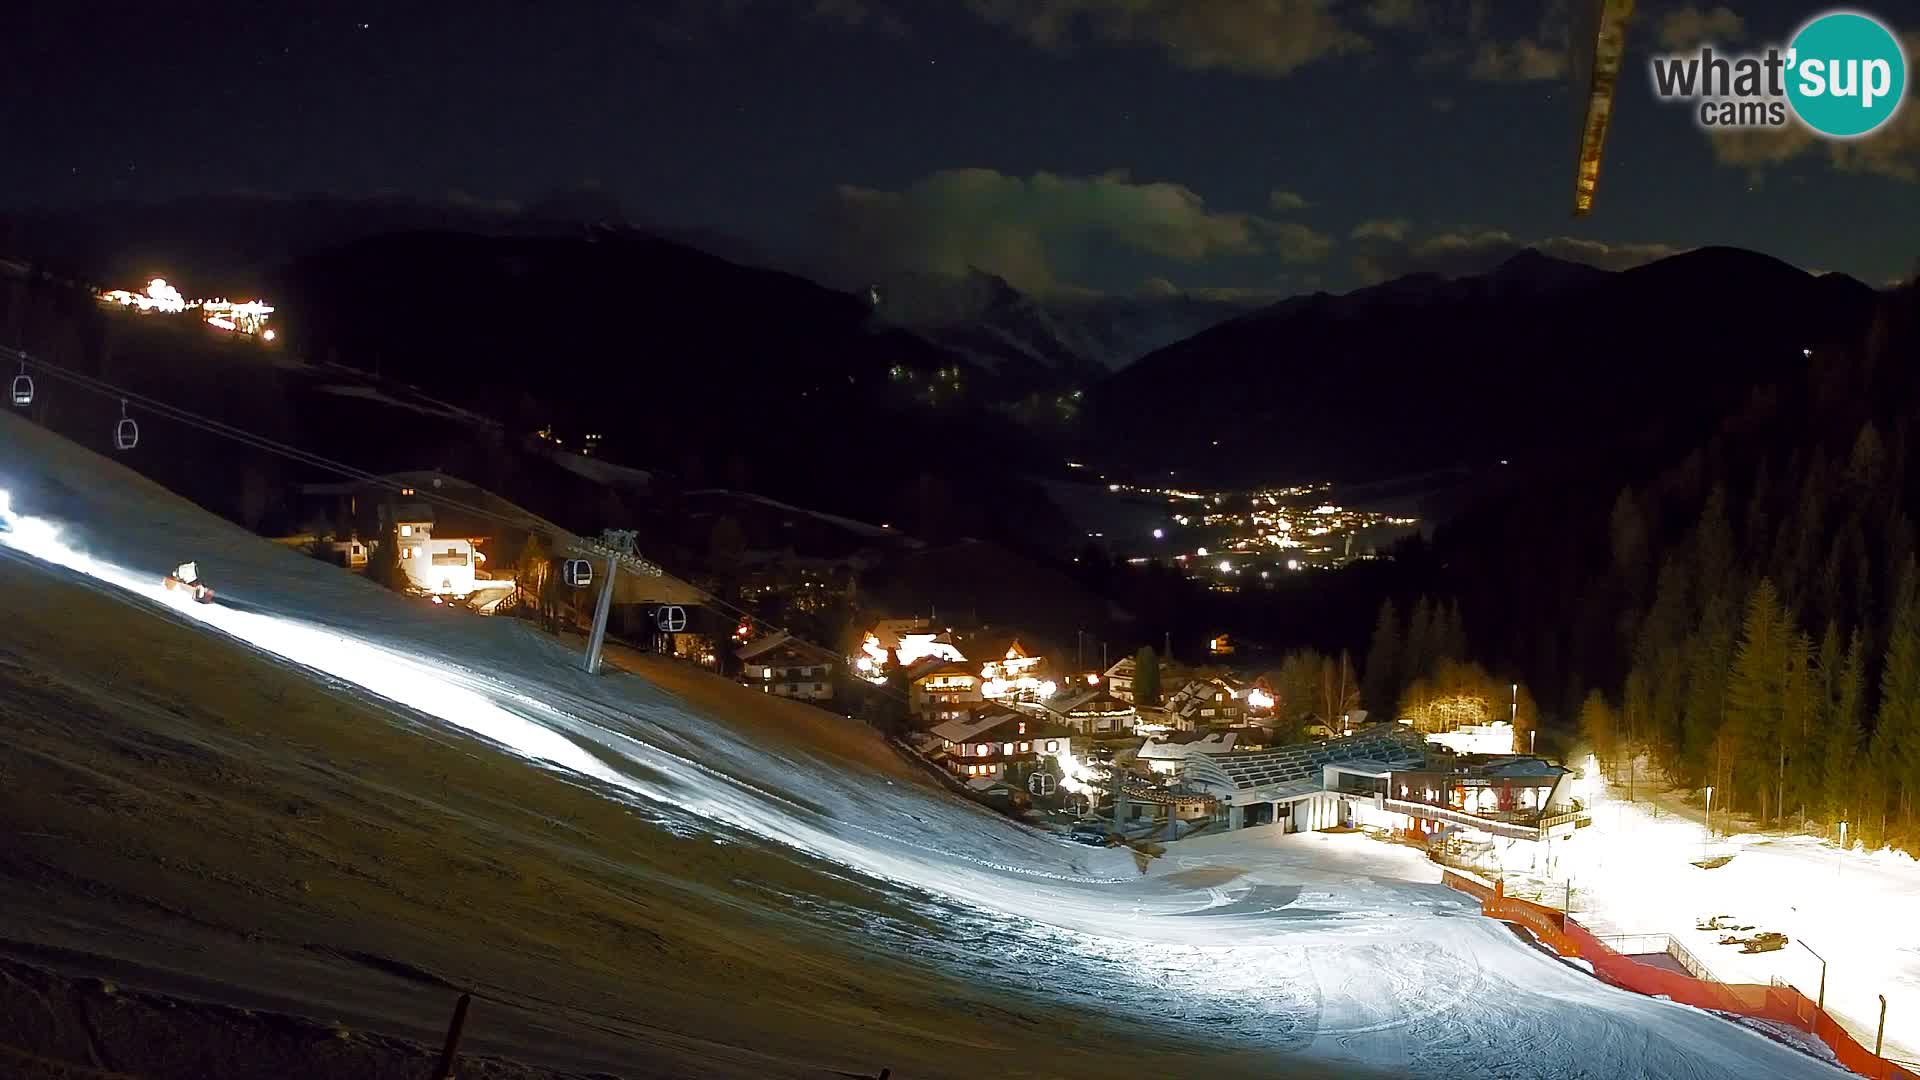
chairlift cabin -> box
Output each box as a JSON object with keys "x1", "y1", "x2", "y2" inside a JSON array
[
  {"x1": 562, "y1": 559, "x2": 593, "y2": 588},
  {"x1": 10, "y1": 372, "x2": 30, "y2": 407},
  {"x1": 114, "y1": 402, "x2": 139, "y2": 451},
  {"x1": 656, "y1": 605, "x2": 687, "y2": 633}
]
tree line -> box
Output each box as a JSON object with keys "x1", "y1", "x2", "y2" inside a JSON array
[{"x1": 1411, "y1": 279, "x2": 1920, "y2": 853}]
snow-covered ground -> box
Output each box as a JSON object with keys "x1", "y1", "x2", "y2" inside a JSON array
[
  {"x1": 1500, "y1": 759, "x2": 1920, "y2": 1066},
  {"x1": 0, "y1": 412, "x2": 1861, "y2": 1078}
]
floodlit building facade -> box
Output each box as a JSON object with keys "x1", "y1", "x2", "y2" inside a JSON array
[
  {"x1": 1180, "y1": 724, "x2": 1589, "y2": 841},
  {"x1": 385, "y1": 503, "x2": 484, "y2": 599}
]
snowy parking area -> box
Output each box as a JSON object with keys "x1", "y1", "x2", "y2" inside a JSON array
[{"x1": 1525, "y1": 770, "x2": 1920, "y2": 1066}]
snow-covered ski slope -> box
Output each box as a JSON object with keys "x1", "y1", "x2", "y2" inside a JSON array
[{"x1": 0, "y1": 412, "x2": 1852, "y2": 1079}]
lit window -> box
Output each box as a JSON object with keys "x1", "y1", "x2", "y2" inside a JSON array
[
  {"x1": 977, "y1": 744, "x2": 992, "y2": 757},
  {"x1": 1046, "y1": 740, "x2": 1059, "y2": 753},
  {"x1": 1019, "y1": 741, "x2": 1030, "y2": 753},
  {"x1": 1002, "y1": 743, "x2": 1014, "y2": 756},
  {"x1": 402, "y1": 546, "x2": 415, "y2": 559},
  {"x1": 399, "y1": 524, "x2": 413, "y2": 537},
  {"x1": 1017, "y1": 721, "x2": 1027, "y2": 735}
]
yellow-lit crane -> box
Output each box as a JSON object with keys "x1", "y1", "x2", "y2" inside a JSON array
[{"x1": 1570, "y1": 0, "x2": 1636, "y2": 215}]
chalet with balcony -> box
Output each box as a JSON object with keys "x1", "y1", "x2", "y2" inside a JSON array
[
  {"x1": 1040, "y1": 685, "x2": 1138, "y2": 735},
  {"x1": 738, "y1": 631, "x2": 835, "y2": 702},
  {"x1": 932, "y1": 710, "x2": 1079, "y2": 783},
  {"x1": 907, "y1": 658, "x2": 982, "y2": 724}
]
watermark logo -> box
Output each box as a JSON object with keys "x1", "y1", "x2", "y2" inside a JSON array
[{"x1": 1650, "y1": 9, "x2": 1907, "y2": 138}]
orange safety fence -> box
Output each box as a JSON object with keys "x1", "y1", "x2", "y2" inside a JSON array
[{"x1": 1440, "y1": 872, "x2": 1920, "y2": 1080}]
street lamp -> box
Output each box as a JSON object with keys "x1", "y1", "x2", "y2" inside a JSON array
[
  {"x1": 1704, "y1": 785, "x2": 1714, "y2": 847},
  {"x1": 1798, "y1": 938, "x2": 1828, "y2": 1011},
  {"x1": 1838, "y1": 819, "x2": 1848, "y2": 879}
]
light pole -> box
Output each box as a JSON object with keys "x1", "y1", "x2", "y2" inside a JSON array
[
  {"x1": 1704, "y1": 785, "x2": 1715, "y2": 849},
  {"x1": 1838, "y1": 820, "x2": 1849, "y2": 879},
  {"x1": 1798, "y1": 938, "x2": 1827, "y2": 1011}
]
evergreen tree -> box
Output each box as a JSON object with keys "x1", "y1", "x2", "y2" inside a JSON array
[
  {"x1": 1875, "y1": 561, "x2": 1920, "y2": 837},
  {"x1": 1362, "y1": 599, "x2": 1401, "y2": 718},
  {"x1": 1824, "y1": 629, "x2": 1866, "y2": 822},
  {"x1": 1725, "y1": 579, "x2": 1789, "y2": 820},
  {"x1": 1133, "y1": 646, "x2": 1162, "y2": 707},
  {"x1": 1405, "y1": 597, "x2": 1434, "y2": 683},
  {"x1": 1782, "y1": 629, "x2": 1815, "y2": 822},
  {"x1": 366, "y1": 533, "x2": 407, "y2": 592}
]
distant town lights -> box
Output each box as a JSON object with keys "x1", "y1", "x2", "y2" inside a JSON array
[
  {"x1": 1287, "y1": 559, "x2": 1300, "y2": 570},
  {"x1": 1216, "y1": 560, "x2": 1232, "y2": 573},
  {"x1": 1152, "y1": 528, "x2": 1164, "y2": 539}
]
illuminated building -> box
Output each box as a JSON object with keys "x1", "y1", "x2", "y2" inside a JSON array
[
  {"x1": 1039, "y1": 685, "x2": 1137, "y2": 735},
  {"x1": 381, "y1": 501, "x2": 488, "y2": 600},
  {"x1": 1165, "y1": 676, "x2": 1246, "y2": 730},
  {"x1": 737, "y1": 631, "x2": 835, "y2": 702},
  {"x1": 973, "y1": 637, "x2": 1053, "y2": 702},
  {"x1": 932, "y1": 711, "x2": 1079, "y2": 784},
  {"x1": 97, "y1": 278, "x2": 276, "y2": 338},
  {"x1": 908, "y1": 659, "x2": 981, "y2": 723}
]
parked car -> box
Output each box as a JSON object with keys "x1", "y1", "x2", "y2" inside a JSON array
[{"x1": 1067, "y1": 822, "x2": 1110, "y2": 846}]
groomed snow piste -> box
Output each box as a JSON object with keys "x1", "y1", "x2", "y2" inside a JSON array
[{"x1": 0, "y1": 411, "x2": 1854, "y2": 1079}]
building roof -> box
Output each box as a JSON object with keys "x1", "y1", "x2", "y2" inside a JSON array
[
  {"x1": 1137, "y1": 731, "x2": 1239, "y2": 761},
  {"x1": 737, "y1": 631, "x2": 828, "y2": 665},
  {"x1": 1045, "y1": 686, "x2": 1136, "y2": 718},
  {"x1": 1165, "y1": 676, "x2": 1242, "y2": 720},
  {"x1": 930, "y1": 710, "x2": 1074, "y2": 745},
  {"x1": 1104, "y1": 656, "x2": 1136, "y2": 679},
  {"x1": 1184, "y1": 723, "x2": 1429, "y2": 798},
  {"x1": 906, "y1": 657, "x2": 976, "y2": 683}
]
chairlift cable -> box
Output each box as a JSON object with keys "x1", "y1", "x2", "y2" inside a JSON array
[{"x1": 2, "y1": 348, "x2": 893, "y2": 698}]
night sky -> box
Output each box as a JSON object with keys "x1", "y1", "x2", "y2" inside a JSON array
[{"x1": 5, "y1": 1, "x2": 1915, "y2": 296}]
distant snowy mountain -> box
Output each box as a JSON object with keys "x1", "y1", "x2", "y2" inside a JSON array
[{"x1": 865, "y1": 269, "x2": 1262, "y2": 382}]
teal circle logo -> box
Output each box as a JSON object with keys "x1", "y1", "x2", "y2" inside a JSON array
[{"x1": 1786, "y1": 11, "x2": 1907, "y2": 138}]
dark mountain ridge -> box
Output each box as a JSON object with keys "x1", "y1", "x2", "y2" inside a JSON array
[{"x1": 1089, "y1": 247, "x2": 1879, "y2": 487}]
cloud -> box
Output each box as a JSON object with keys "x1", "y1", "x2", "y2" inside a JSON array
[
  {"x1": 810, "y1": 0, "x2": 909, "y2": 35},
  {"x1": 1269, "y1": 188, "x2": 1311, "y2": 211},
  {"x1": 963, "y1": 0, "x2": 1369, "y2": 77},
  {"x1": 1656, "y1": 5, "x2": 1744, "y2": 51},
  {"x1": 1468, "y1": 38, "x2": 1566, "y2": 81},
  {"x1": 1703, "y1": 31, "x2": 1920, "y2": 182},
  {"x1": 826, "y1": 168, "x2": 1333, "y2": 293},
  {"x1": 1349, "y1": 225, "x2": 1684, "y2": 282},
  {"x1": 1350, "y1": 218, "x2": 1410, "y2": 242},
  {"x1": 1364, "y1": 0, "x2": 1423, "y2": 30},
  {"x1": 1375, "y1": 0, "x2": 1567, "y2": 82}
]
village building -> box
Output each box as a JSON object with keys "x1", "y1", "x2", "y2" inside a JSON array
[
  {"x1": 1164, "y1": 675, "x2": 1246, "y2": 730},
  {"x1": 931, "y1": 710, "x2": 1079, "y2": 783},
  {"x1": 1179, "y1": 724, "x2": 1587, "y2": 842},
  {"x1": 737, "y1": 631, "x2": 835, "y2": 702},
  {"x1": 855, "y1": 619, "x2": 966, "y2": 681},
  {"x1": 969, "y1": 636, "x2": 1054, "y2": 703},
  {"x1": 1039, "y1": 685, "x2": 1137, "y2": 735},
  {"x1": 907, "y1": 658, "x2": 982, "y2": 724},
  {"x1": 383, "y1": 501, "x2": 487, "y2": 599},
  {"x1": 1101, "y1": 655, "x2": 1137, "y2": 701}
]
